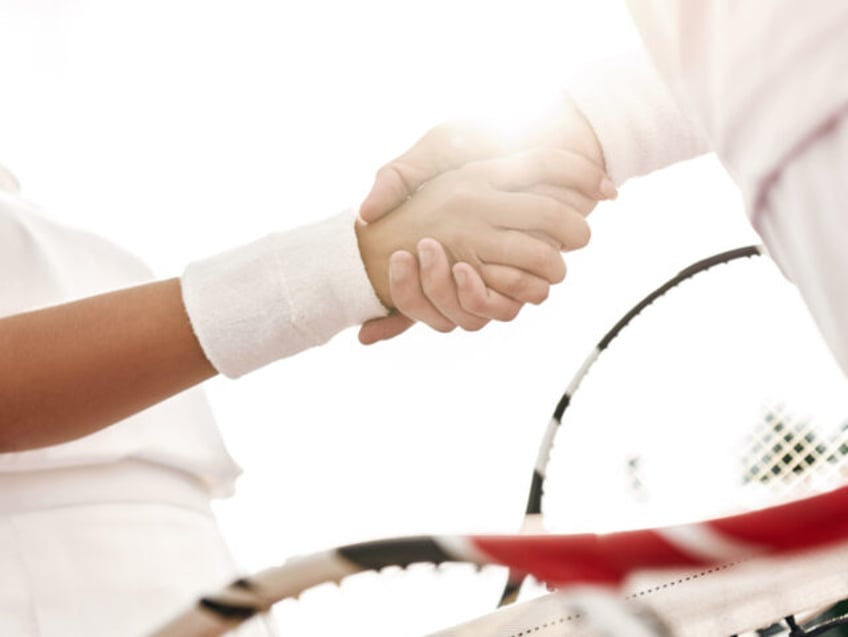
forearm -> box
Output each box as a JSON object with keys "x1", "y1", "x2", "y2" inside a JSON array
[
  {"x1": 1, "y1": 210, "x2": 388, "y2": 450},
  {"x1": 0, "y1": 278, "x2": 215, "y2": 451}
]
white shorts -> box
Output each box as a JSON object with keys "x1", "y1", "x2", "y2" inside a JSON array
[{"x1": 0, "y1": 461, "x2": 274, "y2": 637}]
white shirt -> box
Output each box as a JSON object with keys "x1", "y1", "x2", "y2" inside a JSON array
[
  {"x1": 0, "y1": 173, "x2": 241, "y2": 496},
  {"x1": 571, "y1": 1, "x2": 848, "y2": 213},
  {"x1": 569, "y1": 0, "x2": 848, "y2": 373},
  {"x1": 0, "y1": 161, "x2": 386, "y2": 495}
]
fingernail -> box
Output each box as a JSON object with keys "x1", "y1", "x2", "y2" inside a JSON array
[
  {"x1": 453, "y1": 267, "x2": 468, "y2": 287},
  {"x1": 598, "y1": 176, "x2": 618, "y2": 200},
  {"x1": 418, "y1": 242, "x2": 434, "y2": 269},
  {"x1": 390, "y1": 255, "x2": 408, "y2": 282}
]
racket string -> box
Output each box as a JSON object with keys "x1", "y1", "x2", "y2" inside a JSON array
[
  {"x1": 731, "y1": 609, "x2": 848, "y2": 636},
  {"x1": 514, "y1": 247, "x2": 848, "y2": 634},
  {"x1": 740, "y1": 404, "x2": 848, "y2": 499}
]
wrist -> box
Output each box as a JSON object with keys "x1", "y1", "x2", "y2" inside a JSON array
[
  {"x1": 560, "y1": 96, "x2": 606, "y2": 171},
  {"x1": 181, "y1": 210, "x2": 387, "y2": 378},
  {"x1": 354, "y1": 217, "x2": 394, "y2": 309}
]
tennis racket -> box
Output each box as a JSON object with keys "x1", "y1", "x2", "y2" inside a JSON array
[
  {"x1": 151, "y1": 481, "x2": 848, "y2": 637},
  {"x1": 152, "y1": 245, "x2": 848, "y2": 637},
  {"x1": 496, "y1": 245, "x2": 848, "y2": 634}
]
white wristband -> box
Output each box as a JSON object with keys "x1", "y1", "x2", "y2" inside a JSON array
[{"x1": 181, "y1": 210, "x2": 388, "y2": 378}]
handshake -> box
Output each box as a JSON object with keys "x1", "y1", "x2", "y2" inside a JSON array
[
  {"x1": 0, "y1": 100, "x2": 617, "y2": 450},
  {"x1": 354, "y1": 114, "x2": 617, "y2": 345},
  {"x1": 181, "y1": 102, "x2": 616, "y2": 381}
]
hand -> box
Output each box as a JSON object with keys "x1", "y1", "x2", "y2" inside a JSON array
[
  {"x1": 358, "y1": 98, "x2": 609, "y2": 225},
  {"x1": 358, "y1": 103, "x2": 611, "y2": 343},
  {"x1": 358, "y1": 241, "x2": 545, "y2": 344},
  {"x1": 355, "y1": 146, "x2": 604, "y2": 312}
]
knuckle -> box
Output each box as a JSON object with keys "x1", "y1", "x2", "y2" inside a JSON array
[
  {"x1": 375, "y1": 161, "x2": 408, "y2": 188},
  {"x1": 523, "y1": 148, "x2": 551, "y2": 181},
  {"x1": 567, "y1": 219, "x2": 592, "y2": 249},
  {"x1": 535, "y1": 147, "x2": 565, "y2": 174},
  {"x1": 527, "y1": 246, "x2": 553, "y2": 273},
  {"x1": 499, "y1": 268, "x2": 529, "y2": 298},
  {"x1": 394, "y1": 298, "x2": 424, "y2": 317},
  {"x1": 450, "y1": 187, "x2": 479, "y2": 209},
  {"x1": 457, "y1": 159, "x2": 493, "y2": 184},
  {"x1": 375, "y1": 161, "x2": 399, "y2": 178},
  {"x1": 495, "y1": 265, "x2": 550, "y2": 304},
  {"x1": 460, "y1": 318, "x2": 488, "y2": 332},
  {"x1": 461, "y1": 294, "x2": 487, "y2": 315},
  {"x1": 482, "y1": 296, "x2": 522, "y2": 321},
  {"x1": 547, "y1": 253, "x2": 567, "y2": 283},
  {"x1": 576, "y1": 199, "x2": 598, "y2": 217},
  {"x1": 509, "y1": 275, "x2": 551, "y2": 305},
  {"x1": 540, "y1": 203, "x2": 567, "y2": 236},
  {"x1": 524, "y1": 283, "x2": 550, "y2": 305},
  {"x1": 440, "y1": 185, "x2": 481, "y2": 216},
  {"x1": 500, "y1": 305, "x2": 521, "y2": 321}
]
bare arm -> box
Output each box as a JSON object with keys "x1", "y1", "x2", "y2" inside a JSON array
[
  {"x1": 2, "y1": 146, "x2": 598, "y2": 451},
  {"x1": 0, "y1": 278, "x2": 215, "y2": 451}
]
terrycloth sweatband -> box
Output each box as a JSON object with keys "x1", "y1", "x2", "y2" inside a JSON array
[{"x1": 181, "y1": 210, "x2": 387, "y2": 378}]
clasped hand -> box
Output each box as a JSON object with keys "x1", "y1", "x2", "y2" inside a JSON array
[{"x1": 355, "y1": 117, "x2": 615, "y2": 343}]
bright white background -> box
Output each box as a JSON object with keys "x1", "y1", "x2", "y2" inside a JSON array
[{"x1": 0, "y1": 0, "x2": 759, "y2": 632}]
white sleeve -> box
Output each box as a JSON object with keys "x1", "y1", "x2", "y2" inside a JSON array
[
  {"x1": 566, "y1": 47, "x2": 711, "y2": 186},
  {"x1": 180, "y1": 209, "x2": 388, "y2": 378}
]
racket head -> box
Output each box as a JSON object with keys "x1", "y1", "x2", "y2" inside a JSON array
[
  {"x1": 541, "y1": 247, "x2": 848, "y2": 530},
  {"x1": 511, "y1": 247, "x2": 848, "y2": 626},
  {"x1": 155, "y1": 247, "x2": 848, "y2": 637},
  {"x1": 151, "y1": 537, "x2": 511, "y2": 637}
]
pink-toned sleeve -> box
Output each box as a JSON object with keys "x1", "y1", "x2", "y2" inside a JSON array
[{"x1": 566, "y1": 47, "x2": 711, "y2": 186}]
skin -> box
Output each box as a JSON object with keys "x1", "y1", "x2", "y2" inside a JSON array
[
  {"x1": 357, "y1": 97, "x2": 610, "y2": 345},
  {"x1": 0, "y1": 147, "x2": 605, "y2": 452},
  {"x1": 355, "y1": 147, "x2": 606, "y2": 306},
  {"x1": 0, "y1": 278, "x2": 214, "y2": 451}
]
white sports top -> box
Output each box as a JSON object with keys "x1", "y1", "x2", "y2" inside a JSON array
[
  {"x1": 0, "y1": 169, "x2": 241, "y2": 496},
  {"x1": 0, "y1": 158, "x2": 387, "y2": 497}
]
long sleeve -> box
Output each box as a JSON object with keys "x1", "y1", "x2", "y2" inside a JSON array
[
  {"x1": 566, "y1": 46, "x2": 710, "y2": 187},
  {"x1": 590, "y1": 1, "x2": 848, "y2": 214}
]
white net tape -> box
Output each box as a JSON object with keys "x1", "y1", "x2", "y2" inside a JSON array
[{"x1": 423, "y1": 538, "x2": 848, "y2": 637}]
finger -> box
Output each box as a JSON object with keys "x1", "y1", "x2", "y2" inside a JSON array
[
  {"x1": 470, "y1": 147, "x2": 616, "y2": 201},
  {"x1": 452, "y1": 263, "x2": 523, "y2": 321},
  {"x1": 451, "y1": 190, "x2": 589, "y2": 252},
  {"x1": 358, "y1": 164, "x2": 413, "y2": 224},
  {"x1": 490, "y1": 192, "x2": 592, "y2": 251},
  {"x1": 358, "y1": 314, "x2": 415, "y2": 345},
  {"x1": 358, "y1": 122, "x2": 504, "y2": 223},
  {"x1": 417, "y1": 239, "x2": 489, "y2": 331},
  {"x1": 525, "y1": 183, "x2": 597, "y2": 217},
  {"x1": 478, "y1": 263, "x2": 553, "y2": 305},
  {"x1": 389, "y1": 250, "x2": 457, "y2": 333},
  {"x1": 475, "y1": 231, "x2": 568, "y2": 284}
]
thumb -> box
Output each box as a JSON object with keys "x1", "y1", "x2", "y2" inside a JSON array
[
  {"x1": 358, "y1": 313, "x2": 415, "y2": 345},
  {"x1": 358, "y1": 163, "x2": 415, "y2": 224},
  {"x1": 358, "y1": 121, "x2": 504, "y2": 223}
]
